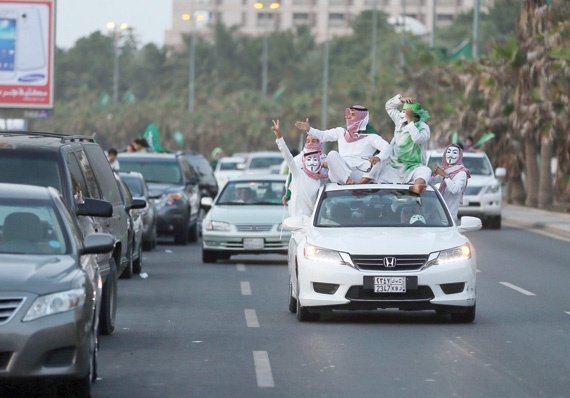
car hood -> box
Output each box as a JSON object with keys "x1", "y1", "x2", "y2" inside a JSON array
[
  {"x1": 147, "y1": 182, "x2": 184, "y2": 195},
  {"x1": 305, "y1": 227, "x2": 466, "y2": 255},
  {"x1": 467, "y1": 174, "x2": 498, "y2": 187},
  {"x1": 208, "y1": 205, "x2": 286, "y2": 224},
  {"x1": 0, "y1": 255, "x2": 81, "y2": 295}
]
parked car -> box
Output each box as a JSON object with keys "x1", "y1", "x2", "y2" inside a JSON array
[
  {"x1": 0, "y1": 131, "x2": 130, "y2": 335},
  {"x1": 284, "y1": 182, "x2": 481, "y2": 322},
  {"x1": 118, "y1": 152, "x2": 201, "y2": 245},
  {"x1": 201, "y1": 175, "x2": 290, "y2": 263},
  {"x1": 0, "y1": 183, "x2": 114, "y2": 396},
  {"x1": 427, "y1": 150, "x2": 506, "y2": 229},
  {"x1": 214, "y1": 156, "x2": 246, "y2": 189},
  {"x1": 115, "y1": 173, "x2": 147, "y2": 277},
  {"x1": 180, "y1": 150, "x2": 219, "y2": 199},
  {"x1": 119, "y1": 171, "x2": 158, "y2": 251},
  {"x1": 242, "y1": 151, "x2": 284, "y2": 175}
]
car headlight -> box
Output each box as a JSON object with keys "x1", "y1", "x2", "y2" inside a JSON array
[
  {"x1": 204, "y1": 220, "x2": 230, "y2": 231},
  {"x1": 23, "y1": 288, "x2": 86, "y2": 322},
  {"x1": 303, "y1": 243, "x2": 350, "y2": 266},
  {"x1": 483, "y1": 184, "x2": 501, "y2": 194},
  {"x1": 424, "y1": 244, "x2": 472, "y2": 270}
]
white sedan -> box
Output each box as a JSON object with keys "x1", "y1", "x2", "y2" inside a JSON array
[{"x1": 284, "y1": 183, "x2": 482, "y2": 323}]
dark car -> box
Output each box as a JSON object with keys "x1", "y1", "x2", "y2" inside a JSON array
[
  {"x1": 119, "y1": 171, "x2": 158, "y2": 251},
  {"x1": 0, "y1": 183, "x2": 114, "y2": 396},
  {"x1": 180, "y1": 150, "x2": 219, "y2": 199},
  {"x1": 0, "y1": 131, "x2": 130, "y2": 336},
  {"x1": 115, "y1": 173, "x2": 147, "y2": 277},
  {"x1": 118, "y1": 153, "x2": 201, "y2": 245}
]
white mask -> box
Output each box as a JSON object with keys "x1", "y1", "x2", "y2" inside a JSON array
[
  {"x1": 445, "y1": 146, "x2": 460, "y2": 165},
  {"x1": 304, "y1": 154, "x2": 320, "y2": 172}
]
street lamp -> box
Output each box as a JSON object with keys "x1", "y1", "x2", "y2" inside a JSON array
[
  {"x1": 253, "y1": 1, "x2": 280, "y2": 99},
  {"x1": 106, "y1": 22, "x2": 129, "y2": 104}
]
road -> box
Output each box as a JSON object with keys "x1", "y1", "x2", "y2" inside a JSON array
[{"x1": 90, "y1": 225, "x2": 570, "y2": 398}]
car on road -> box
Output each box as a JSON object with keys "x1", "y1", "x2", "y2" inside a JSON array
[
  {"x1": 180, "y1": 150, "x2": 219, "y2": 199},
  {"x1": 242, "y1": 151, "x2": 284, "y2": 175},
  {"x1": 214, "y1": 156, "x2": 246, "y2": 189},
  {"x1": 119, "y1": 171, "x2": 158, "y2": 251},
  {"x1": 0, "y1": 131, "x2": 130, "y2": 336},
  {"x1": 0, "y1": 183, "x2": 114, "y2": 396},
  {"x1": 118, "y1": 152, "x2": 201, "y2": 245},
  {"x1": 284, "y1": 182, "x2": 482, "y2": 322},
  {"x1": 427, "y1": 150, "x2": 506, "y2": 229},
  {"x1": 201, "y1": 175, "x2": 290, "y2": 263}
]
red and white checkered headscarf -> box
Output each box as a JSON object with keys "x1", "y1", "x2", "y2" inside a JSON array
[{"x1": 344, "y1": 105, "x2": 369, "y2": 142}]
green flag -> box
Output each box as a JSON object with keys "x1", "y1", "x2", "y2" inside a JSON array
[
  {"x1": 272, "y1": 87, "x2": 286, "y2": 104},
  {"x1": 98, "y1": 91, "x2": 110, "y2": 108},
  {"x1": 174, "y1": 129, "x2": 184, "y2": 145},
  {"x1": 143, "y1": 123, "x2": 164, "y2": 153},
  {"x1": 475, "y1": 132, "x2": 495, "y2": 147},
  {"x1": 448, "y1": 39, "x2": 472, "y2": 60},
  {"x1": 451, "y1": 132, "x2": 460, "y2": 144},
  {"x1": 122, "y1": 90, "x2": 136, "y2": 104}
]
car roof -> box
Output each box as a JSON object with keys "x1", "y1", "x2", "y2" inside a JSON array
[
  {"x1": 0, "y1": 131, "x2": 97, "y2": 152},
  {"x1": 323, "y1": 182, "x2": 436, "y2": 193},
  {"x1": 226, "y1": 174, "x2": 286, "y2": 182},
  {"x1": 0, "y1": 182, "x2": 56, "y2": 200},
  {"x1": 117, "y1": 152, "x2": 178, "y2": 160}
]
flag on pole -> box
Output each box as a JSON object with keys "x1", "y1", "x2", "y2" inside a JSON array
[
  {"x1": 475, "y1": 132, "x2": 495, "y2": 147},
  {"x1": 174, "y1": 129, "x2": 184, "y2": 145},
  {"x1": 143, "y1": 123, "x2": 164, "y2": 152},
  {"x1": 448, "y1": 39, "x2": 472, "y2": 60},
  {"x1": 98, "y1": 91, "x2": 110, "y2": 108}
]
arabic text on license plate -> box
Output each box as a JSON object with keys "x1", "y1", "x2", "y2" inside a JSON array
[
  {"x1": 374, "y1": 276, "x2": 406, "y2": 293},
  {"x1": 243, "y1": 238, "x2": 264, "y2": 250}
]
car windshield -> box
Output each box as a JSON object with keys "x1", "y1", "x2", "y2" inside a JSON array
[
  {"x1": 0, "y1": 155, "x2": 62, "y2": 192},
  {"x1": 0, "y1": 201, "x2": 68, "y2": 254},
  {"x1": 427, "y1": 155, "x2": 492, "y2": 176},
  {"x1": 120, "y1": 161, "x2": 182, "y2": 184},
  {"x1": 314, "y1": 188, "x2": 452, "y2": 228},
  {"x1": 217, "y1": 180, "x2": 285, "y2": 205},
  {"x1": 248, "y1": 157, "x2": 283, "y2": 169}
]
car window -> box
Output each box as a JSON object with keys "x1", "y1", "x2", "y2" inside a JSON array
[
  {"x1": 83, "y1": 144, "x2": 122, "y2": 204},
  {"x1": 0, "y1": 200, "x2": 68, "y2": 254},
  {"x1": 186, "y1": 155, "x2": 213, "y2": 176},
  {"x1": 0, "y1": 153, "x2": 62, "y2": 192},
  {"x1": 120, "y1": 160, "x2": 182, "y2": 185},
  {"x1": 74, "y1": 151, "x2": 102, "y2": 200},
  {"x1": 315, "y1": 189, "x2": 452, "y2": 227},
  {"x1": 217, "y1": 180, "x2": 285, "y2": 205},
  {"x1": 122, "y1": 176, "x2": 144, "y2": 197},
  {"x1": 66, "y1": 152, "x2": 91, "y2": 202},
  {"x1": 427, "y1": 155, "x2": 492, "y2": 176}
]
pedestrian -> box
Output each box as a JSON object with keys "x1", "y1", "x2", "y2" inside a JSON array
[
  {"x1": 358, "y1": 94, "x2": 432, "y2": 195},
  {"x1": 431, "y1": 143, "x2": 471, "y2": 223},
  {"x1": 294, "y1": 105, "x2": 389, "y2": 185},
  {"x1": 107, "y1": 148, "x2": 120, "y2": 172},
  {"x1": 273, "y1": 119, "x2": 327, "y2": 217},
  {"x1": 462, "y1": 135, "x2": 481, "y2": 152}
]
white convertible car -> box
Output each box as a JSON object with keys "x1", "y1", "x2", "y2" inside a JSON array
[{"x1": 284, "y1": 183, "x2": 482, "y2": 323}]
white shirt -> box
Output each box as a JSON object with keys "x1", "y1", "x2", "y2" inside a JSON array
[
  {"x1": 431, "y1": 171, "x2": 468, "y2": 222},
  {"x1": 276, "y1": 137, "x2": 323, "y2": 217}
]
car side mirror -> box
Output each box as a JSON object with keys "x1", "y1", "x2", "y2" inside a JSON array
[
  {"x1": 458, "y1": 216, "x2": 482, "y2": 233},
  {"x1": 495, "y1": 167, "x2": 506, "y2": 178},
  {"x1": 77, "y1": 198, "x2": 113, "y2": 218},
  {"x1": 201, "y1": 197, "x2": 213, "y2": 208},
  {"x1": 236, "y1": 163, "x2": 245, "y2": 170},
  {"x1": 127, "y1": 198, "x2": 147, "y2": 211}
]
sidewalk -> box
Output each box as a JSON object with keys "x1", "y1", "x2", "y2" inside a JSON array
[{"x1": 502, "y1": 204, "x2": 570, "y2": 239}]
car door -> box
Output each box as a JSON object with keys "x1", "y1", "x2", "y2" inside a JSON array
[{"x1": 180, "y1": 157, "x2": 200, "y2": 224}]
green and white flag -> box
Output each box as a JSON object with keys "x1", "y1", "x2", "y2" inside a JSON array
[
  {"x1": 174, "y1": 129, "x2": 184, "y2": 145},
  {"x1": 143, "y1": 123, "x2": 164, "y2": 152}
]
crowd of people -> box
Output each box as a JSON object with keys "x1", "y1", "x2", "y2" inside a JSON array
[{"x1": 273, "y1": 92, "x2": 473, "y2": 223}]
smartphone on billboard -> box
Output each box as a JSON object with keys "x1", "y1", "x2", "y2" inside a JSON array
[
  {"x1": 0, "y1": 10, "x2": 17, "y2": 80},
  {"x1": 17, "y1": 7, "x2": 45, "y2": 71}
]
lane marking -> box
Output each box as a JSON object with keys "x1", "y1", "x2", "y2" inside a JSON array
[
  {"x1": 241, "y1": 281, "x2": 252, "y2": 295},
  {"x1": 565, "y1": 312, "x2": 570, "y2": 316},
  {"x1": 245, "y1": 309, "x2": 260, "y2": 327},
  {"x1": 500, "y1": 281, "x2": 536, "y2": 296},
  {"x1": 253, "y1": 351, "x2": 275, "y2": 387},
  {"x1": 237, "y1": 263, "x2": 246, "y2": 272}
]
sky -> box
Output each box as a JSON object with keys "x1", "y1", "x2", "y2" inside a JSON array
[{"x1": 55, "y1": 0, "x2": 173, "y2": 49}]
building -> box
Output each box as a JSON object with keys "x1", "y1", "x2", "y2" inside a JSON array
[{"x1": 165, "y1": 0, "x2": 492, "y2": 50}]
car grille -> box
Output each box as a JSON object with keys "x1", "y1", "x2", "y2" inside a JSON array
[
  {"x1": 235, "y1": 224, "x2": 274, "y2": 232},
  {"x1": 0, "y1": 297, "x2": 25, "y2": 325},
  {"x1": 465, "y1": 186, "x2": 482, "y2": 195},
  {"x1": 346, "y1": 286, "x2": 434, "y2": 301},
  {"x1": 350, "y1": 254, "x2": 429, "y2": 271}
]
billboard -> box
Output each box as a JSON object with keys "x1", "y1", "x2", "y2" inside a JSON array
[{"x1": 0, "y1": 0, "x2": 54, "y2": 109}]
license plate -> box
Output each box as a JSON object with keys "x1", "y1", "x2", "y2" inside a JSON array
[
  {"x1": 374, "y1": 276, "x2": 406, "y2": 293},
  {"x1": 243, "y1": 238, "x2": 264, "y2": 249}
]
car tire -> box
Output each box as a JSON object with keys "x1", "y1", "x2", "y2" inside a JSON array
[
  {"x1": 450, "y1": 304, "x2": 476, "y2": 323},
  {"x1": 288, "y1": 279, "x2": 297, "y2": 314},
  {"x1": 296, "y1": 281, "x2": 319, "y2": 322},
  {"x1": 120, "y1": 243, "x2": 134, "y2": 279},
  {"x1": 175, "y1": 219, "x2": 190, "y2": 245},
  {"x1": 99, "y1": 259, "x2": 117, "y2": 335},
  {"x1": 202, "y1": 249, "x2": 218, "y2": 263},
  {"x1": 133, "y1": 244, "x2": 142, "y2": 274}
]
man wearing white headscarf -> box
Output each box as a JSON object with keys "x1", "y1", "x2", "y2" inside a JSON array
[{"x1": 294, "y1": 105, "x2": 390, "y2": 184}]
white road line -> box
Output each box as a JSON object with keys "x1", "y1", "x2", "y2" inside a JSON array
[
  {"x1": 241, "y1": 281, "x2": 252, "y2": 295},
  {"x1": 245, "y1": 309, "x2": 260, "y2": 327},
  {"x1": 565, "y1": 312, "x2": 570, "y2": 316},
  {"x1": 236, "y1": 263, "x2": 246, "y2": 272},
  {"x1": 500, "y1": 282, "x2": 536, "y2": 296},
  {"x1": 253, "y1": 351, "x2": 275, "y2": 388}
]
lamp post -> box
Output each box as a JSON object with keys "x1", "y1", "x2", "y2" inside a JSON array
[
  {"x1": 182, "y1": 12, "x2": 204, "y2": 113},
  {"x1": 253, "y1": 1, "x2": 280, "y2": 99},
  {"x1": 106, "y1": 22, "x2": 128, "y2": 104}
]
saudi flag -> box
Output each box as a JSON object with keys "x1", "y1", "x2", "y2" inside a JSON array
[{"x1": 143, "y1": 123, "x2": 164, "y2": 153}]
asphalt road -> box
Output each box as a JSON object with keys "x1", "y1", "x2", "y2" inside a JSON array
[{"x1": 87, "y1": 225, "x2": 570, "y2": 398}]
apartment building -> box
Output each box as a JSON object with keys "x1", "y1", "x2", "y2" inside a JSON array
[{"x1": 165, "y1": 0, "x2": 491, "y2": 50}]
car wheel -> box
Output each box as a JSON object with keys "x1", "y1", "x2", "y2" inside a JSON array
[
  {"x1": 288, "y1": 278, "x2": 297, "y2": 314},
  {"x1": 202, "y1": 249, "x2": 218, "y2": 263},
  {"x1": 175, "y1": 219, "x2": 189, "y2": 245},
  {"x1": 133, "y1": 243, "x2": 142, "y2": 274},
  {"x1": 450, "y1": 304, "x2": 476, "y2": 323},
  {"x1": 296, "y1": 281, "x2": 319, "y2": 322},
  {"x1": 99, "y1": 259, "x2": 117, "y2": 335},
  {"x1": 120, "y1": 242, "x2": 134, "y2": 279}
]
